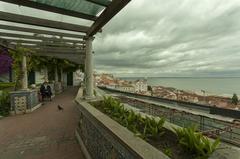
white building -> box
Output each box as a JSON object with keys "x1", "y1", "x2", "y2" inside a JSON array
[
  {"x1": 134, "y1": 79, "x2": 148, "y2": 93},
  {"x1": 106, "y1": 83, "x2": 117, "y2": 89},
  {"x1": 116, "y1": 84, "x2": 135, "y2": 93}
]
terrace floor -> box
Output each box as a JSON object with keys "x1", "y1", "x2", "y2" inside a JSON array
[{"x1": 0, "y1": 87, "x2": 85, "y2": 159}]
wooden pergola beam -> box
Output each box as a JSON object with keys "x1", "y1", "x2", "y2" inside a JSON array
[
  {"x1": 0, "y1": 24, "x2": 85, "y2": 39},
  {"x1": 0, "y1": 41, "x2": 85, "y2": 64},
  {"x1": 0, "y1": 0, "x2": 97, "y2": 21},
  {"x1": 25, "y1": 48, "x2": 85, "y2": 54},
  {"x1": 31, "y1": 49, "x2": 84, "y2": 57},
  {"x1": 0, "y1": 32, "x2": 84, "y2": 44},
  {"x1": 0, "y1": 11, "x2": 89, "y2": 33},
  {"x1": 1, "y1": 38, "x2": 83, "y2": 47},
  {"x1": 0, "y1": 40, "x2": 15, "y2": 50},
  {"x1": 33, "y1": 52, "x2": 85, "y2": 64},
  {"x1": 87, "y1": 0, "x2": 131, "y2": 36},
  {"x1": 22, "y1": 45, "x2": 84, "y2": 51},
  {"x1": 29, "y1": 46, "x2": 85, "y2": 53},
  {"x1": 86, "y1": 0, "x2": 111, "y2": 7},
  {"x1": 15, "y1": 43, "x2": 85, "y2": 49}
]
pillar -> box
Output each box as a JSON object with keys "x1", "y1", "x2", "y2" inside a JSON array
[
  {"x1": 21, "y1": 55, "x2": 28, "y2": 90},
  {"x1": 44, "y1": 67, "x2": 48, "y2": 82},
  {"x1": 84, "y1": 37, "x2": 94, "y2": 98},
  {"x1": 55, "y1": 66, "x2": 58, "y2": 82},
  {"x1": 60, "y1": 68, "x2": 64, "y2": 82}
]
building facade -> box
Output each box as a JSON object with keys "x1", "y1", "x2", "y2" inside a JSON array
[{"x1": 134, "y1": 79, "x2": 148, "y2": 93}]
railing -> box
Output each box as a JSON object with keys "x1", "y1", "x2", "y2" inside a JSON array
[
  {"x1": 99, "y1": 87, "x2": 240, "y2": 119},
  {"x1": 117, "y1": 95, "x2": 240, "y2": 147}
]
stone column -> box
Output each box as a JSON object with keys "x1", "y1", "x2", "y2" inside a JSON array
[
  {"x1": 84, "y1": 37, "x2": 94, "y2": 99},
  {"x1": 21, "y1": 55, "x2": 28, "y2": 90},
  {"x1": 44, "y1": 67, "x2": 48, "y2": 82},
  {"x1": 60, "y1": 68, "x2": 64, "y2": 82},
  {"x1": 55, "y1": 66, "x2": 58, "y2": 82}
]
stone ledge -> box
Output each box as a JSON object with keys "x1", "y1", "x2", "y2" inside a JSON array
[
  {"x1": 75, "y1": 98, "x2": 170, "y2": 159},
  {"x1": 75, "y1": 130, "x2": 92, "y2": 159}
]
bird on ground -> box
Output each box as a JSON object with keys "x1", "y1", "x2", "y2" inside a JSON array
[{"x1": 57, "y1": 105, "x2": 64, "y2": 111}]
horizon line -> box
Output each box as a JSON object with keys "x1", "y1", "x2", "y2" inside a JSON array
[{"x1": 115, "y1": 76, "x2": 240, "y2": 78}]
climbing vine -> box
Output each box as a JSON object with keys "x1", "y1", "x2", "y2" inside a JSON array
[
  {"x1": 8, "y1": 45, "x2": 82, "y2": 89},
  {"x1": 9, "y1": 46, "x2": 30, "y2": 90}
]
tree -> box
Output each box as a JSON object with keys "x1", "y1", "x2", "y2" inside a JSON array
[
  {"x1": 232, "y1": 93, "x2": 239, "y2": 105},
  {"x1": 147, "y1": 85, "x2": 153, "y2": 96}
]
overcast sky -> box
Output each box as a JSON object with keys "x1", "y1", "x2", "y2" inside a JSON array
[
  {"x1": 1, "y1": 0, "x2": 240, "y2": 77},
  {"x1": 93, "y1": 0, "x2": 240, "y2": 77}
]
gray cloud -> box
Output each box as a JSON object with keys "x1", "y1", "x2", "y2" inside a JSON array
[
  {"x1": 1, "y1": 0, "x2": 240, "y2": 77},
  {"x1": 93, "y1": 0, "x2": 240, "y2": 77}
]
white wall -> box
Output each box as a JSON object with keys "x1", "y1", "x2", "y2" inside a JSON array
[
  {"x1": 35, "y1": 70, "x2": 45, "y2": 84},
  {"x1": 63, "y1": 72, "x2": 67, "y2": 87},
  {"x1": 73, "y1": 69, "x2": 84, "y2": 86}
]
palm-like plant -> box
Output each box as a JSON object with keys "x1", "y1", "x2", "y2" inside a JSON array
[
  {"x1": 100, "y1": 96, "x2": 165, "y2": 140},
  {"x1": 174, "y1": 126, "x2": 220, "y2": 158}
]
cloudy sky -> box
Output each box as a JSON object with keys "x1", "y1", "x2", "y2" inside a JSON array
[
  {"x1": 1, "y1": 0, "x2": 240, "y2": 77},
  {"x1": 93, "y1": 0, "x2": 240, "y2": 77}
]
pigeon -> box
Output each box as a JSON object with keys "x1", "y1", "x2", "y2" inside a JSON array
[{"x1": 57, "y1": 105, "x2": 64, "y2": 111}]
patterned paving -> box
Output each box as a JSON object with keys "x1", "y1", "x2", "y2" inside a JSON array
[{"x1": 0, "y1": 87, "x2": 85, "y2": 159}]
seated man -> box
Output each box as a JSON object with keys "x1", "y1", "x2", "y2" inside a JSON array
[
  {"x1": 46, "y1": 85, "x2": 52, "y2": 101},
  {"x1": 40, "y1": 82, "x2": 52, "y2": 101}
]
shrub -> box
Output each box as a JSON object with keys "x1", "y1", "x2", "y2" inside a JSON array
[
  {"x1": 174, "y1": 126, "x2": 220, "y2": 158},
  {"x1": 0, "y1": 91, "x2": 10, "y2": 116},
  {"x1": 163, "y1": 147, "x2": 173, "y2": 158},
  {"x1": 0, "y1": 82, "x2": 15, "y2": 90},
  {"x1": 97, "y1": 96, "x2": 165, "y2": 140},
  {"x1": 232, "y1": 93, "x2": 238, "y2": 105}
]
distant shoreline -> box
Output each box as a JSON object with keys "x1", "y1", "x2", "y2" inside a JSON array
[
  {"x1": 120, "y1": 77, "x2": 240, "y2": 97},
  {"x1": 119, "y1": 76, "x2": 240, "y2": 78}
]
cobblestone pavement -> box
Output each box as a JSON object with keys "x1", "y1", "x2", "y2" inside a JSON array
[{"x1": 0, "y1": 87, "x2": 85, "y2": 159}]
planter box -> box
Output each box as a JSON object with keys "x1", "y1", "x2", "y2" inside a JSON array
[
  {"x1": 10, "y1": 90, "x2": 41, "y2": 115},
  {"x1": 75, "y1": 98, "x2": 169, "y2": 159}
]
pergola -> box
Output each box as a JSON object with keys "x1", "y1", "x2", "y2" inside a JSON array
[{"x1": 0, "y1": 0, "x2": 131, "y2": 98}]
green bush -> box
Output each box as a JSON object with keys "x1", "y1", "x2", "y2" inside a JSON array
[
  {"x1": 0, "y1": 91, "x2": 10, "y2": 116},
  {"x1": 232, "y1": 93, "x2": 239, "y2": 105},
  {"x1": 96, "y1": 96, "x2": 165, "y2": 140},
  {"x1": 163, "y1": 147, "x2": 173, "y2": 158},
  {"x1": 174, "y1": 126, "x2": 220, "y2": 158},
  {"x1": 0, "y1": 82, "x2": 15, "y2": 90}
]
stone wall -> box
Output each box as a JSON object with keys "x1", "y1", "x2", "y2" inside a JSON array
[
  {"x1": 75, "y1": 99, "x2": 169, "y2": 159},
  {"x1": 10, "y1": 90, "x2": 40, "y2": 114}
]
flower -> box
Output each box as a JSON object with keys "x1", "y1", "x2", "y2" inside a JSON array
[{"x1": 0, "y1": 48, "x2": 12, "y2": 75}]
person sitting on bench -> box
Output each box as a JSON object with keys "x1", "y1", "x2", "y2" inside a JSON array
[
  {"x1": 46, "y1": 85, "x2": 52, "y2": 101},
  {"x1": 40, "y1": 82, "x2": 52, "y2": 101}
]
